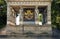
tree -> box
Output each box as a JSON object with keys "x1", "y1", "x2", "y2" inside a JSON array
[
  {"x1": 51, "y1": 0, "x2": 60, "y2": 29},
  {"x1": 0, "y1": 0, "x2": 7, "y2": 29}
]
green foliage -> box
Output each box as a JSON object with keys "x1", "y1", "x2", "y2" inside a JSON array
[
  {"x1": 38, "y1": 14, "x2": 43, "y2": 22},
  {"x1": 0, "y1": 0, "x2": 4, "y2": 5},
  {"x1": 56, "y1": 16, "x2": 60, "y2": 23},
  {"x1": 51, "y1": 0, "x2": 60, "y2": 29},
  {"x1": 0, "y1": 0, "x2": 7, "y2": 29}
]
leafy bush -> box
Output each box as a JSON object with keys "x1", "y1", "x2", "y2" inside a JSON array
[{"x1": 0, "y1": 0, "x2": 7, "y2": 29}]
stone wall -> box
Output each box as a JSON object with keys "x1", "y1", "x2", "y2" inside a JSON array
[{"x1": 6, "y1": 1, "x2": 52, "y2": 35}]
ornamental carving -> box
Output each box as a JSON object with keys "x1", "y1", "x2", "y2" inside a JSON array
[{"x1": 23, "y1": 10, "x2": 35, "y2": 21}]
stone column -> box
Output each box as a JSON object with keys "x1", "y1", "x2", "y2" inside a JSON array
[
  {"x1": 19, "y1": 8, "x2": 21, "y2": 25},
  {"x1": 7, "y1": 5, "x2": 15, "y2": 27},
  {"x1": 46, "y1": 3, "x2": 52, "y2": 34},
  {"x1": 35, "y1": 6, "x2": 39, "y2": 25},
  {"x1": 6, "y1": 5, "x2": 14, "y2": 34},
  {"x1": 47, "y1": 3, "x2": 51, "y2": 25},
  {"x1": 6, "y1": 4, "x2": 10, "y2": 30},
  {"x1": 20, "y1": 7, "x2": 23, "y2": 25},
  {"x1": 7, "y1": 5, "x2": 10, "y2": 22}
]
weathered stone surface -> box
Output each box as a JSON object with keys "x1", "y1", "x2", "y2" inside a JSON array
[
  {"x1": 7, "y1": 0, "x2": 52, "y2": 2},
  {"x1": 23, "y1": 25, "x2": 52, "y2": 34},
  {"x1": 5, "y1": 0, "x2": 52, "y2": 35},
  {"x1": 5, "y1": 24, "x2": 52, "y2": 35}
]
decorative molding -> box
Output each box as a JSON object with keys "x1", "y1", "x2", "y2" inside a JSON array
[
  {"x1": 8, "y1": 2, "x2": 50, "y2": 6},
  {"x1": 7, "y1": 0, "x2": 52, "y2": 2}
]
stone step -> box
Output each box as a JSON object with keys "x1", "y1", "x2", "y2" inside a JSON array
[
  {"x1": 7, "y1": 24, "x2": 52, "y2": 35},
  {"x1": 7, "y1": 33, "x2": 52, "y2": 37}
]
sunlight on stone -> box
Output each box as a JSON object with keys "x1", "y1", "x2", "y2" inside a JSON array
[
  {"x1": 39, "y1": 22, "x2": 42, "y2": 25},
  {"x1": 7, "y1": 21, "x2": 15, "y2": 25},
  {"x1": 16, "y1": 14, "x2": 20, "y2": 25}
]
